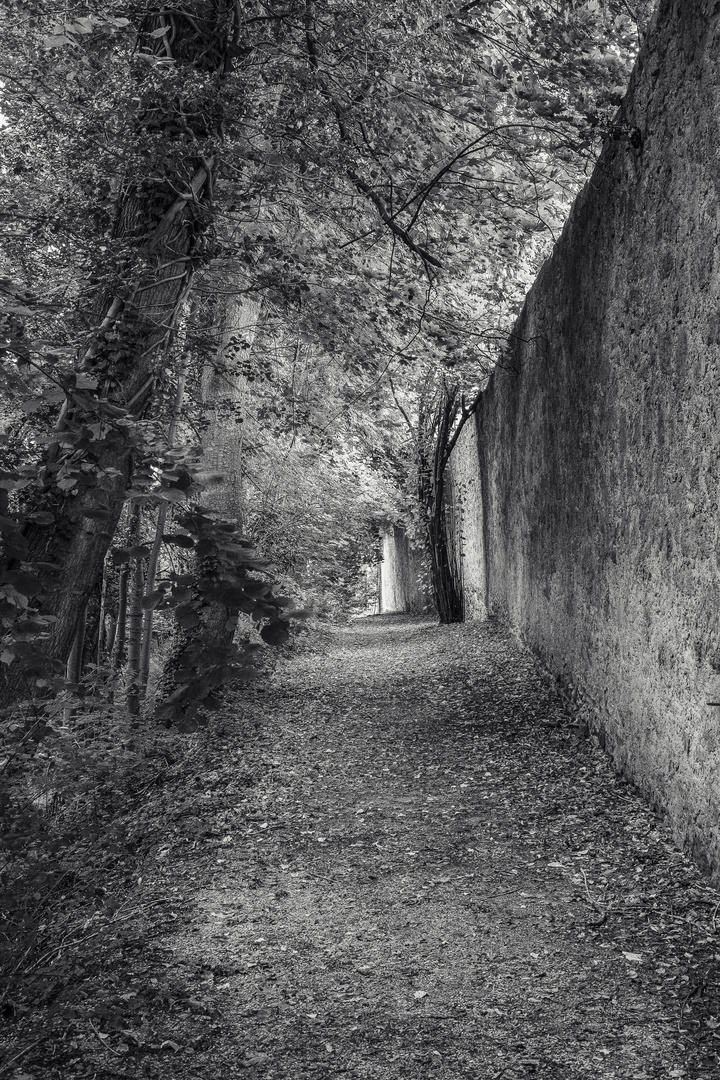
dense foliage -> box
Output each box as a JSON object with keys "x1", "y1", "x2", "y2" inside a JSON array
[
  {"x1": 0, "y1": 1, "x2": 653, "y2": 733},
  {"x1": 0, "y1": 6, "x2": 657, "y2": 1056}
]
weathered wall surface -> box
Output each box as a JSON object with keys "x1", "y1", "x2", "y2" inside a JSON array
[
  {"x1": 447, "y1": 423, "x2": 487, "y2": 621},
  {"x1": 450, "y1": 0, "x2": 720, "y2": 878},
  {"x1": 379, "y1": 525, "x2": 433, "y2": 614}
]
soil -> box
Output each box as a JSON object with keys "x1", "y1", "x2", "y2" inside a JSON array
[{"x1": 2, "y1": 614, "x2": 720, "y2": 1079}]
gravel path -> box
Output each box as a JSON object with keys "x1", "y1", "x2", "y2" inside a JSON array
[
  {"x1": 152, "y1": 615, "x2": 719, "y2": 1079},
  {"x1": 5, "y1": 615, "x2": 720, "y2": 1079}
]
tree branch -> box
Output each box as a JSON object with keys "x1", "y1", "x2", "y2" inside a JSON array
[
  {"x1": 442, "y1": 389, "x2": 481, "y2": 467},
  {"x1": 347, "y1": 169, "x2": 443, "y2": 271},
  {"x1": 303, "y1": 0, "x2": 441, "y2": 274},
  {"x1": 387, "y1": 373, "x2": 415, "y2": 436}
]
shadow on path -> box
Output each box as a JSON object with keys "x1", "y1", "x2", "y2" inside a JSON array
[
  {"x1": 153, "y1": 615, "x2": 720, "y2": 1079},
  {"x1": 11, "y1": 616, "x2": 716, "y2": 1079}
]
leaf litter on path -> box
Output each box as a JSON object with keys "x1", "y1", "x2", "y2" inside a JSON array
[{"x1": 3, "y1": 614, "x2": 720, "y2": 1079}]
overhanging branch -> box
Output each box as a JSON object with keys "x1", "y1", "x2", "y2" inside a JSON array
[
  {"x1": 347, "y1": 169, "x2": 443, "y2": 271},
  {"x1": 303, "y1": 0, "x2": 442, "y2": 274}
]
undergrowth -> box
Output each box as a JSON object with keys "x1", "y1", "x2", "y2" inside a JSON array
[
  {"x1": 0, "y1": 613, "x2": 325, "y2": 1026},
  {"x1": 0, "y1": 667, "x2": 261, "y2": 1038}
]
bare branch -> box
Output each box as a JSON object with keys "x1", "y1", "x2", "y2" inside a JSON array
[
  {"x1": 387, "y1": 373, "x2": 415, "y2": 436},
  {"x1": 347, "y1": 169, "x2": 443, "y2": 271}
]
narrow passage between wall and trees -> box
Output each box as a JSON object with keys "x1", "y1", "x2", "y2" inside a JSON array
[
  {"x1": 2, "y1": 616, "x2": 719, "y2": 1079},
  {"x1": 4, "y1": 2, "x2": 720, "y2": 1075}
]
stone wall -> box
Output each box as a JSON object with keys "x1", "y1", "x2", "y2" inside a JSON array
[
  {"x1": 447, "y1": 424, "x2": 487, "y2": 621},
  {"x1": 449, "y1": 0, "x2": 720, "y2": 878},
  {"x1": 379, "y1": 525, "x2": 434, "y2": 615}
]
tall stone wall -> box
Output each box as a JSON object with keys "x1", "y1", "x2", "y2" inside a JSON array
[{"x1": 450, "y1": 0, "x2": 720, "y2": 878}]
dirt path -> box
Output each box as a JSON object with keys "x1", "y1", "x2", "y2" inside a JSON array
[{"x1": 5, "y1": 616, "x2": 720, "y2": 1079}]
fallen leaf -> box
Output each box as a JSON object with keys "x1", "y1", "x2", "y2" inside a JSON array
[{"x1": 243, "y1": 1051, "x2": 269, "y2": 1066}]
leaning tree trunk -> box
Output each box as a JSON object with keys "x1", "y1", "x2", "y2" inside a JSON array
[{"x1": 0, "y1": 3, "x2": 239, "y2": 707}]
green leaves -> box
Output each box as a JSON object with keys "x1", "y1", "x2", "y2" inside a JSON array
[
  {"x1": 42, "y1": 15, "x2": 131, "y2": 51},
  {"x1": 4, "y1": 571, "x2": 43, "y2": 598},
  {"x1": 260, "y1": 619, "x2": 291, "y2": 648},
  {"x1": 173, "y1": 602, "x2": 201, "y2": 630},
  {"x1": 162, "y1": 533, "x2": 195, "y2": 549}
]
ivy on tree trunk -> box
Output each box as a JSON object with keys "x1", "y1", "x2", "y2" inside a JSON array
[{"x1": 0, "y1": 3, "x2": 238, "y2": 707}]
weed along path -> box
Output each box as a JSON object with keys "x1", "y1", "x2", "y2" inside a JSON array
[{"x1": 5, "y1": 616, "x2": 720, "y2": 1080}]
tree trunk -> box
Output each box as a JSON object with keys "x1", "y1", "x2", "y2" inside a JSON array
[
  {"x1": 62, "y1": 604, "x2": 87, "y2": 724},
  {"x1": 126, "y1": 555, "x2": 145, "y2": 717},
  {"x1": 125, "y1": 507, "x2": 144, "y2": 717},
  {"x1": 105, "y1": 616, "x2": 117, "y2": 663},
  {"x1": 139, "y1": 502, "x2": 168, "y2": 697},
  {"x1": 97, "y1": 556, "x2": 109, "y2": 663},
  {"x1": 139, "y1": 320, "x2": 191, "y2": 694},
  {"x1": 417, "y1": 382, "x2": 466, "y2": 624},
  {"x1": 201, "y1": 285, "x2": 262, "y2": 522},
  {"x1": 66, "y1": 605, "x2": 87, "y2": 686},
  {"x1": 0, "y1": 173, "x2": 212, "y2": 709},
  {"x1": 0, "y1": 4, "x2": 237, "y2": 707},
  {"x1": 194, "y1": 284, "x2": 263, "y2": 648},
  {"x1": 420, "y1": 467, "x2": 464, "y2": 624},
  {"x1": 112, "y1": 567, "x2": 129, "y2": 671}
]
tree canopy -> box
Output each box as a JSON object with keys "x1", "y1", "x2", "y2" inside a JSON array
[{"x1": 0, "y1": 0, "x2": 654, "y2": 718}]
